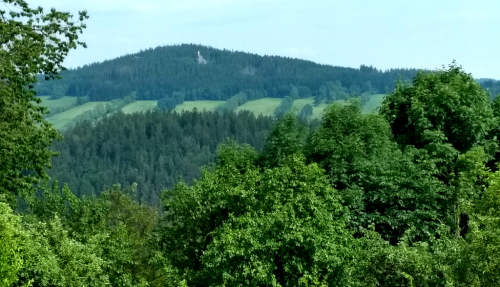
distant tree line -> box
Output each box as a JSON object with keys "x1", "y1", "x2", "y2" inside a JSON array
[
  {"x1": 34, "y1": 44, "x2": 422, "y2": 101},
  {"x1": 44, "y1": 96, "x2": 90, "y2": 118},
  {"x1": 214, "y1": 91, "x2": 248, "y2": 113},
  {"x1": 299, "y1": 104, "x2": 313, "y2": 119},
  {"x1": 480, "y1": 78, "x2": 500, "y2": 100},
  {"x1": 274, "y1": 96, "x2": 294, "y2": 117},
  {"x1": 157, "y1": 91, "x2": 185, "y2": 110}
]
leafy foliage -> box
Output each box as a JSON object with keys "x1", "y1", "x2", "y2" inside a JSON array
[
  {"x1": 380, "y1": 64, "x2": 498, "y2": 237},
  {"x1": 453, "y1": 166, "x2": 500, "y2": 285},
  {"x1": 160, "y1": 143, "x2": 355, "y2": 286},
  {"x1": 16, "y1": 182, "x2": 158, "y2": 287},
  {"x1": 3, "y1": 0, "x2": 500, "y2": 283},
  {"x1": 0, "y1": 0, "x2": 87, "y2": 207},
  {"x1": 259, "y1": 113, "x2": 308, "y2": 168},
  {"x1": 0, "y1": 201, "x2": 23, "y2": 287},
  {"x1": 380, "y1": 63, "x2": 496, "y2": 155},
  {"x1": 354, "y1": 226, "x2": 458, "y2": 287},
  {"x1": 305, "y1": 102, "x2": 452, "y2": 242}
]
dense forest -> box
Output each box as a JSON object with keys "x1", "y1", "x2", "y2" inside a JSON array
[
  {"x1": 50, "y1": 110, "x2": 276, "y2": 207},
  {"x1": 34, "y1": 44, "x2": 500, "y2": 107},
  {"x1": 478, "y1": 78, "x2": 500, "y2": 100},
  {"x1": 3, "y1": 1, "x2": 500, "y2": 286},
  {"x1": 34, "y1": 44, "x2": 422, "y2": 102}
]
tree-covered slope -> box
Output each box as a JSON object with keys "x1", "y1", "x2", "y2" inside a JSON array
[
  {"x1": 35, "y1": 44, "x2": 421, "y2": 101},
  {"x1": 49, "y1": 109, "x2": 276, "y2": 206},
  {"x1": 479, "y1": 78, "x2": 500, "y2": 100}
]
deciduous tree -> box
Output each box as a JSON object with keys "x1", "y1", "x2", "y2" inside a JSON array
[{"x1": 0, "y1": 0, "x2": 88, "y2": 206}]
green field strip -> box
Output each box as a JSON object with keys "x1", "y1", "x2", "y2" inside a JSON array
[
  {"x1": 363, "y1": 94, "x2": 386, "y2": 113},
  {"x1": 38, "y1": 96, "x2": 78, "y2": 112},
  {"x1": 174, "y1": 101, "x2": 225, "y2": 113},
  {"x1": 235, "y1": 98, "x2": 283, "y2": 117},
  {"x1": 121, "y1": 101, "x2": 158, "y2": 114},
  {"x1": 46, "y1": 102, "x2": 107, "y2": 130}
]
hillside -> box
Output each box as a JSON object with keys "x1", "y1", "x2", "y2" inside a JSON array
[
  {"x1": 50, "y1": 110, "x2": 275, "y2": 206},
  {"x1": 35, "y1": 44, "x2": 421, "y2": 102}
]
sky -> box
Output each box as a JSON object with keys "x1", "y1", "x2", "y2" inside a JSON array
[{"x1": 29, "y1": 0, "x2": 500, "y2": 79}]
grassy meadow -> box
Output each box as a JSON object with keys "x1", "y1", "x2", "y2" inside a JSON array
[
  {"x1": 363, "y1": 94, "x2": 386, "y2": 113},
  {"x1": 38, "y1": 95, "x2": 387, "y2": 130},
  {"x1": 235, "y1": 98, "x2": 283, "y2": 117},
  {"x1": 174, "y1": 101, "x2": 225, "y2": 113},
  {"x1": 46, "y1": 102, "x2": 107, "y2": 130},
  {"x1": 291, "y1": 97, "x2": 315, "y2": 112},
  {"x1": 121, "y1": 101, "x2": 158, "y2": 114},
  {"x1": 38, "y1": 96, "x2": 78, "y2": 113}
]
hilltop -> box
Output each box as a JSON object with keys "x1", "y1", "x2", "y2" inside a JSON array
[{"x1": 36, "y1": 44, "x2": 420, "y2": 102}]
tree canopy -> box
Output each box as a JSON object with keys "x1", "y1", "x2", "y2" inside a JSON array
[
  {"x1": 160, "y1": 143, "x2": 355, "y2": 286},
  {"x1": 34, "y1": 44, "x2": 421, "y2": 102},
  {"x1": 380, "y1": 63, "x2": 496, "y2": 154},
  {"x1": 0, "y1": 0, "x2": 88, "y2": 207},
  {"x1": 2, "y1": 1, "x2": 500, "y2": 284}
]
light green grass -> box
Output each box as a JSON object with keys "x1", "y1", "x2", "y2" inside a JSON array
[
  {"x1": 307, "y1": 99, "x2": 350, "y2": 119},
  {"x1": 236, "y1": 97, "x2": 339, "y2": 118},
  {"x1": 311, "y1": 103, "x2": 331, "y2": 119},
  {"x1": 363, "y1": 94, "x2": 386, "y2": 113},
  {"x1": 41, "y1": 94, "x2": 386, "y2": 130},
  {"x1": 46, "y1": 102, "x2": 107, "y2": 130},
  {"x1": 121, "y1": 101, "x2": 158, "y2": 114},
  {"x1": 291, "y1": 97, "x2": 315, "y2": 112},
  {"x1": 37, "y1": 96, "x2": 78, "y2": 113},
  {"x1": 174, "y1": 101, "x2": 225, "y2": 113},
  {"x1": 235, "y1": 98, "x2": 283, "y2": 117}
]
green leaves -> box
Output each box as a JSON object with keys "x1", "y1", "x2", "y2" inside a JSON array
[
  {"x1": 161, "y1": 144, "x2": 354, "y2": 286},
  {"x1": 260, "y1": 113, "x2": 308, "y2": 168},
  {"x1": 18, "y1": 215, "x2": 109, "y2": 287},
  {"x1": 380, "y1": 63, "x2": 496, "y2": 155},
  {"x1": 13, "y1": 183, "x2": 159, "y2": 286},
  {"x1": 0, "y1": 202, "x2": 23, "y2": 287},
  {"x1": 0, "y1": 0, "x2": 88, "y2": 207},
  {"x1": 201, "y1": 156, "x2": 353, "y2": 286},
  {"x1": 305, "y1": 101, "x2": 451, "y2": 243},
  {"x1": 354, "y1": 226, "x2": 458, "y2": 287}
]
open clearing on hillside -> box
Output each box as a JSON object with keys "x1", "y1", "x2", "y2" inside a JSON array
[
  {"x1": 363, "y1": 94, "x2": 386, "y2": 113},
  {"x1": 38, "y1": 96, "x2": 78, "y2": 113},
  {"x1": 291, "y1": 97, "x2": 315, "y2": 112},
  {"x1": 236, "y1": 97, "x2": 344, "y2": 119},
  {"x1": 43, "y1": 95, "x2": 387, "y2": 130},
  {"x1": 46, "y1": 102, "x2": 107, "y2": 130},
  {"x1": 235, "y1": 98, "x2": 283, "y2": 117},
  {"x1": 308, "y1": 99, "x2": 350, "y2": 119},
  {"x1": 311, "y1": 103, "x2": 331, "y2": 119},
  {"x1": 174, "y1": 101, "x2": 225, "y2": 113},
  {"x1": 121, "y1": 101, "x2": 158, "y2": 114}
]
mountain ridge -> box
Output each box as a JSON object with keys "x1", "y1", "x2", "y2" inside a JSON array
[{"x1": 35, "y1": 44, "x2": 421, "y2": 102}]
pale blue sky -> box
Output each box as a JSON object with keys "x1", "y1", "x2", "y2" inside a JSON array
[{"x1": 32, "y1": 0, "x2": 500, "y2": 79}]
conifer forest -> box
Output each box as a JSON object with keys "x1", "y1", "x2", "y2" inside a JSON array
[{"x1": 2, "y1": 1, "x2": 500, "y2": 286}]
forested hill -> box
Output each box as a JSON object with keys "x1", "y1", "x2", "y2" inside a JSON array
[
  {"x1": 49, "y1": 109, "x2": 276, "y2": 206},
  {"x1": 35, "y1": 44, "x2": 421, "y2": 101}
]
